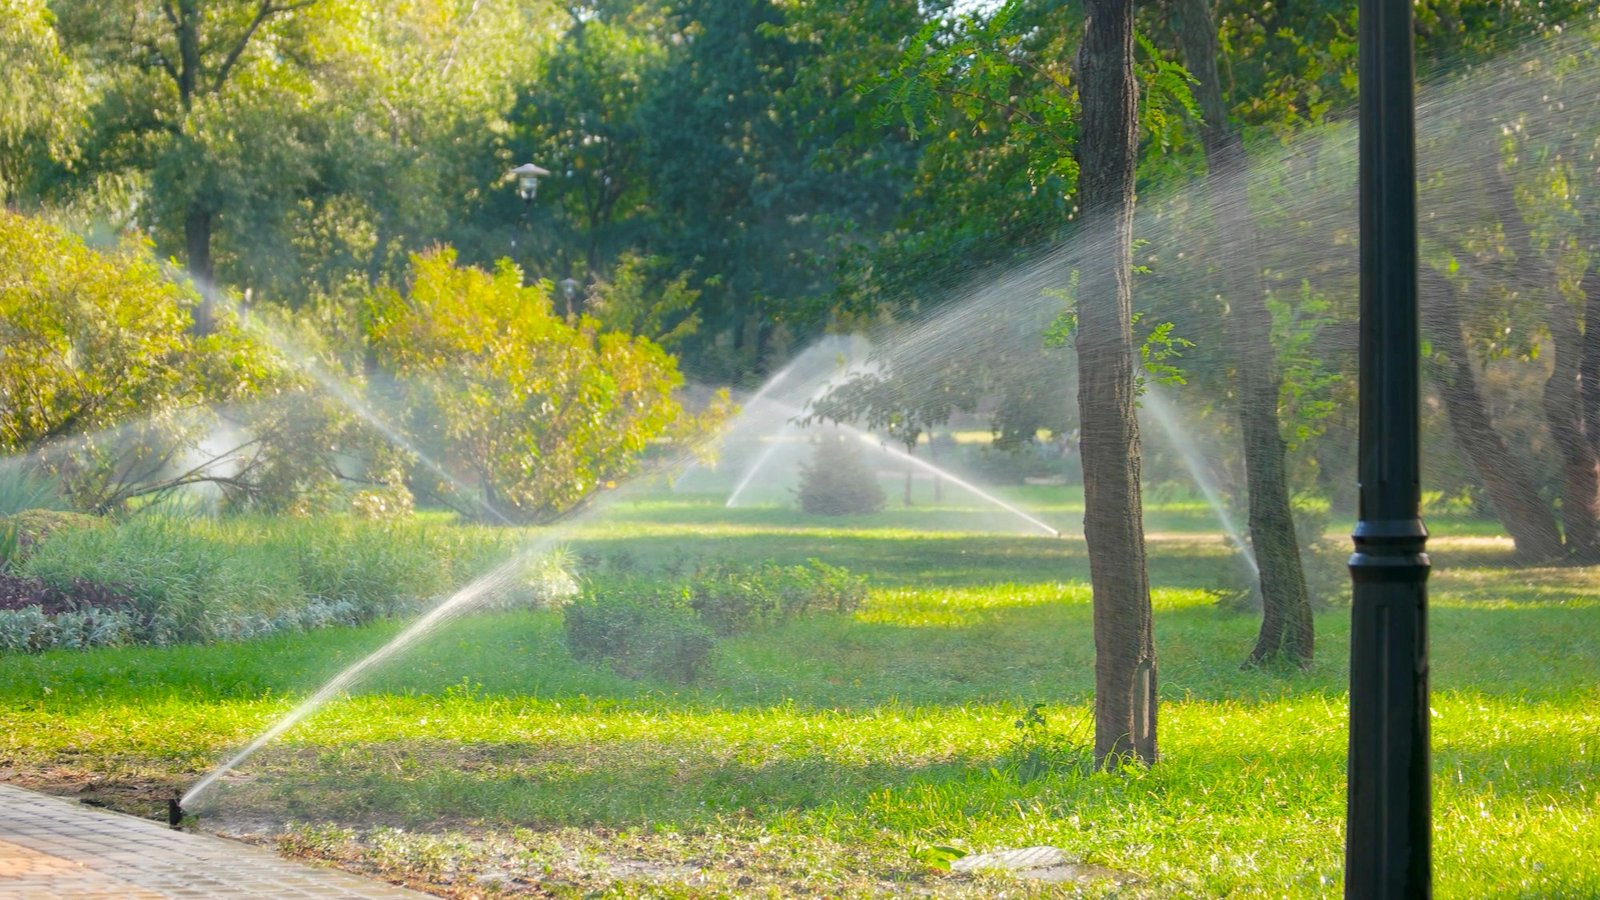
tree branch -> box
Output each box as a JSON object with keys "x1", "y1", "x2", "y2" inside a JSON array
[{"x1": 212, "y1": 0, "x2": 317, "y2": 94}]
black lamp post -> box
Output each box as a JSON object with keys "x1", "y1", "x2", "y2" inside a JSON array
[{"x1": 1347, "y1": 0, "x2": 1430, "y2": 896}]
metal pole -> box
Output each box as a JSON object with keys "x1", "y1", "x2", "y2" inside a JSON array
[{"x1": 1348, "y1": 0, "x2": 1430, "y2": 896}]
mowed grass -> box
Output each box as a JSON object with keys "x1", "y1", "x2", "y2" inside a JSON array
[{"x1": 1, "y1": 489, "x2": 1597, "y2": 897}]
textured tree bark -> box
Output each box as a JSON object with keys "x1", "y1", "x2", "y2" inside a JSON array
[
  {"x1": 1486, "y1": 167, "x2": 1600, "y2": 561},
  {"x1": 1171, "y1": 0, "x2": 1313, "y2": 667},
  {"x1": 185, "y1": 206, "x2": 216, "y2": 334},
  {"x1": 1579, "y1": 266, "x2": 1600, "y2": 461},
  {"x1": 1076, "y1": 0, "x2": 1156, "y2": 767},
  {"x1": 1419, "y1": 268, "x2": 1565, "y2": 561},
  {"x1": 1541, "y1": 297, "x2": 1600, "y2": 561}
]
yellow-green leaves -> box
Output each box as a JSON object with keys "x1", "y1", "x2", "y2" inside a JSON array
[{"x1": 366, "y1": 249, "x2": 697, "y2": 522}]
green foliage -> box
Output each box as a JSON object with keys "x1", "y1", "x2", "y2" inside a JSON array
[
  {"x1": 564, "y1": 556, "x2": 865, "y2": 681},
  {"x1": 366, "y1": 249, "x2": 702, "y2": 523},
  {"x1": 0, "y1": 509, "x2": 104, "y2": 567},
  {"x1": 0, "y1": 211, "x2": 295, "y2": 511},
  {"x1": 9, "y1": 512, "x2": 544, "y2": 648},
  {"x1": 0, "y1": 212, "x2": 199, "y2": 453},
  {"x1": 0, "y1": 0, "x2": 82, "y2": 201},
  {"x1": 794, "y1": 434, "x2": 887, "y2": 516},
  {"x1": 0, "y1": 467, "x2": 67, "y2": 516},
  {"x1": 1269, "y1": 282, "x2": 1343, "y2": 449},
  {"x1": 585, "y1": 253, "x2": 701, "y2": 348},
  {"x1": 683, "y1": 558, "x2": 867, "y2": 637},
  {"x1": 562, "y1": 585, "x2": 714, "y2": 683}
]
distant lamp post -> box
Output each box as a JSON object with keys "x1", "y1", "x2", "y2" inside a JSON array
[
  {"x1": 509, "y1": 163, "x2": 550, "y2": 202},
  {"x1": 558, "y1": 277, "x2": 582, "y2": 318}
]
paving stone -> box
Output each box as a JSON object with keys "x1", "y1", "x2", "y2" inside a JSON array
[{"x1": 0, "y1": 784, "x2": 421, "y2": 898}]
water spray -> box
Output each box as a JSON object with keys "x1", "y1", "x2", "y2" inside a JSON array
[{"x1": 732, "y1": 392, "x2": 1065, "y2": 538}]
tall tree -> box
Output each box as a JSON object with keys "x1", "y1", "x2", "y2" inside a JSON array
[
  {"x1": 51, "y1": 0, "x2": 325, "y2": 325},
  {"x1": 1418, "y1": 264, "x2": 1565, "y2": 560},
  {"x1": 1076, "y1": 0, "x2": 1156, "y2": 766},
  {"x1": 0, "y1": 0, "x2": 82, "y2": 204},
  {"x1": 1485, "y1": 163, "x2": 1600, "y2": 561},
  {"x1": 1170, "y1": 0, "x2": 1313, "y2": 666}
]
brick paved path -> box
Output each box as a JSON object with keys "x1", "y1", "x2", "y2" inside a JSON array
[{"x1": 0, "y1": 783, "x2": 421, "y2": 898}]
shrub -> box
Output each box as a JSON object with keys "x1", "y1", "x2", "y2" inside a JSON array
[
  {"x1": 365, "y1": 250, "x2": 724, "y2": 523},
  {"x1": 562, "y1": 558, "x2": 867, "y2": 681},
  {"x1": 7, "y1": 513, "x2": 567, "y2": 650},
  {"x1": 0, "y1": 571, "x2": 142, "y2": 651},
  {"x1": 563, "y1": 584, "x2": 714, "y2": 683},
  {"x1": 0, "y1": 509, "x2": 106, "y2": 566},
  {"x1": 794, "y1": 434, "x2": 886, "y2": 516},
  {"x1": 687, "y1": 559, "x2": 867, "y2": 637}
]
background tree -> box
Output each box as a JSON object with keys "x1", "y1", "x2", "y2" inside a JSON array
[
  {"x1": 1170, "y1": 0, "x2": 1313, "y2": 666},
  {"x1": 0, "y1": 0, "x2": 82, "y2": 204},
  {"x1": 48, "y1": 0, "x2": 329, "y2": 320}
]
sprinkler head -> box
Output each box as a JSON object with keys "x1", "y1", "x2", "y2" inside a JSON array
[{"x1": 167, "y1": 798, "x2": 184, "y2": 828}]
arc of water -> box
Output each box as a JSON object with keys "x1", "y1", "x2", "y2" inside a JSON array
[
  {"x1": 749, "y1": 396, "x2": 1064, "y2": 538},
  {"x1": 725, "y1": 420, "x2": 801, "y2": 508},
  {"x1": 181, "y1": 542, "x2": 542, "y2": 809},
  {"x1": 212, "y1": 293, "x2": 515, "y2": 525},
  {"x1": 677, "y1": 356, "x2": 809, "y2": 492},
  {"x1": 845, "y1": 427, "x2": 1063, "y2": 539},
  {"x1": 721, "y1": 351, "x2": 868, "y2": 507},
  {"x1": 1140, "y1": 386, "x2": 1258, "y2": 575}
]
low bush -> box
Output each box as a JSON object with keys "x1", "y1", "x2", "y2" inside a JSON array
[
  {"x1": 0, "y1": 509, "x2": 105, "y2": 567},
  {"x1": 687, "y1": 559, "x2": 867, "y2": 636},
  {"x1": 563, "y1": 586, "x2": 713, "y2": 683},
  {"x1": 2, "y1": 512, "x2": 571, "y2": 651},
  {"x1": 794, "y1": 435, "x2": 886, "y2": 516},
  {"x1": 563, "y1": 558, "x2": 867, "y2": 681},
  {"x1": 0, "y1": 571, "x2": 142, "y2": 651}
]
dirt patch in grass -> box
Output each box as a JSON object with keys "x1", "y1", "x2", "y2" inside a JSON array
[{"x1": 0, "y1": 764, "x2": 186, "y2": 824}]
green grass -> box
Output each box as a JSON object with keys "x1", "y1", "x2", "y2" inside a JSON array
[{"x1": 1, "y1": 490, "x2": 1597, "y2": 896}]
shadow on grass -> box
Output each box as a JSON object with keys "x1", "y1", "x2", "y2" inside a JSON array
[{"x1": 195, "y1": 717, "x2": 1597, "y2": 839}]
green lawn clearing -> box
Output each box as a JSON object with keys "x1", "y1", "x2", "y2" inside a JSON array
[{"x1": 1, "y1": 490, "x2": 1596, "y2": 897}]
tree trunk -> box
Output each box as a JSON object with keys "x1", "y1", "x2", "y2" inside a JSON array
[
  {"x1": 904, "y1": 448, "x2": 914, "y2": 506},
  {"x1": 1419, "y1": 268, "x2": 1565, "y2": 560},
  {"x1": 1542, "y1": 297, "x2": 1600, "y2": 560},
  {"x1": 186, "y1": 206, "x2": 216, "y2": 334},
  {"x1": 1076, "y1": 0, "x2": 1156, "y2": 767},
  {"x1": 1486, "y1": 166, "x2": 1600, "y2": 560},
  {"x1": 1579, "y1": 266, "x2": 1600, "y2": 460},
  {"x1": 1171, "y1": 0, "x2": 1313, "y2": 667}
]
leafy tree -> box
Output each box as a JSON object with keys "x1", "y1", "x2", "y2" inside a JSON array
[
  {"x1": 48, "y1": 0, "x2": 329, "y2": 309},
  {"x1": 0, "y1": 0, "x2": 82, "y2": 203},
  {"x1": 364, "y1": 249, "x2": 706, "y2": 522},
  {"x1": 0, "y1": 210, "x2": 294, "y2": 511}
]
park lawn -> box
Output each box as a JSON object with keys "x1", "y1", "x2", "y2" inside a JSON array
[{"x1": 1, "y1": 491, "x2": 1597, "y2": 897}]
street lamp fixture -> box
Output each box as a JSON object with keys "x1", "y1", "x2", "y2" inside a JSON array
[{"x1": 509, "y1": 163, "x2": 550, "y2": 202}]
